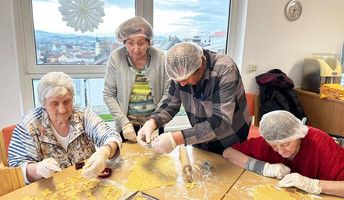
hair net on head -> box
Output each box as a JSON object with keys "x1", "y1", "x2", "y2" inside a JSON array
[
  {"x1": 259, "y1": 110, "x2": 308, "y2": 143},
  {"x1": 165, "y1": 42, "x2": 203, "y2": 81},
  {"x1": 115, "y1": 16, "x2": 153, "y2": 43},
  {"x1": 37, "y1": 72, "x2": 75, "y2": 105}
]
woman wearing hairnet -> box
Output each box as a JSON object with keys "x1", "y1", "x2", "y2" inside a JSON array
[
  {"x1": 8, "y1": 72, "x2": 122, "y2": 184},
  {"x1": 223, "y1": 110, "x2": 344, "y2": 197},
  {"x1": 103, "y1": 16, "x2": 170, "y2": 142},
  {"x1": 137, "y1": 42, "x2": 251, "y2": 155}
]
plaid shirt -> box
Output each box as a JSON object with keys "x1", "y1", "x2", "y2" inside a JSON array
[{"x1": 152, "y1": 50, "x2": 250, "y2": 149}]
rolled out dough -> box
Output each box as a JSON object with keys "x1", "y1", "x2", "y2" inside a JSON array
[{"x1": 125, "y1": 154, "x2": 178, "y2": 191}]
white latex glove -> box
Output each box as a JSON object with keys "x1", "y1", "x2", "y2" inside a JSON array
[
  {"x1": 263, "y1": 163, "x2": 291, "y2": 179},
  {"x1": 137, "y1": 120, "x2": 155, "y2": 147},
  {"x1": 82, "y1": 146, "x2": 110, "y2": 179},
  {"x1": 151, "y1": 132, "x2": 177, "y2": 154},
  {"x1": 151, "y1": 129, "x2": 159, "y2": 141},
  {"x1": 278, "y1": 173, "x2": 322, "y2": 194},
  {"x1": 36, "y1": 158, "x2": 62, "y2": 178},
  {"x1": 122, "y1": 123, "x2": 137, "y2": 142}
]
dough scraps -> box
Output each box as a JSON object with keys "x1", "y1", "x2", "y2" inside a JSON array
[
  {"x1": 253, "y1": 185, "x2": 314, "y2": 200},
  {"x1": 125, "y1": 154, "x2": 178, "y2": 191},
  {"x1": 186, "y1": 182, "x2": 196, "y2": 189},
  {"x1": 22, "y1": 172, "x2": 122, "y2": 200}
]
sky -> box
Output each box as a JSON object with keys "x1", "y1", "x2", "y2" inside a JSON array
[{"x1": 32, "y1": 0, "x2": 230, "y2": 39}]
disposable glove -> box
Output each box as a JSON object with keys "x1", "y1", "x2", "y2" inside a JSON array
[
  {"x1": 151, "y1": 129, "x2": 159, "y2": 141},
  {"x1": 277, "y1": 173, "x2": 322, "y2": 194},
  {"x1": 122, "y1": 123, "x2": 137, "y2": 142},
  {"x1": 151, "y1": 132, "x2": 177, "y2": 154},
  {"x1": 36, "y1": 158, "x2": 62, "y2": 178},
  {"x1": 82, "y1": 146, "x2": 110, "y2": 179},
  {"x1": 137, "y1": 120, "x2": 155, "y2": 147},
  {"x1": 263, "y1": 163, "x2": 290, "y2": 179}
]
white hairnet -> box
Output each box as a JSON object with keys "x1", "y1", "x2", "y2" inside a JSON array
[
  {"x1": 165, "y1": 42, "x2": 203, "y2": 81},
  {"x1": 37, "y1": 72, "x2": 75, "y2": 105},
  {"x1": 259, "y1": 110, "x2": 308, "y2": 143},
  {"x1": 115, "y1": 16, "x2": 153, "y2": 43}
]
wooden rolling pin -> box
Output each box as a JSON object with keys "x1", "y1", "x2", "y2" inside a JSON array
[{"x1": 179, "y1": 145, "x2": 192, "y2": 182}]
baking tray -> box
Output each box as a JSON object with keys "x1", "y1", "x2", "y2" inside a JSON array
[{"x1": 125, "y1": 191, "x2": 160, "y2": 200}]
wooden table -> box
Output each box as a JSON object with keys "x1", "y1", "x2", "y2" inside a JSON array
[
  {"x1": 0, "y1": 143, "x2": 244, "y2": 200},
  {"x1": 223, "y1": 170, "x2": 342, "y2": 200}
]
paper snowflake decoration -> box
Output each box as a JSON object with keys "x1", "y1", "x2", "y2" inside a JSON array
[{"x1": 58, "y1": 0, "x2": 105, "y2": 33}]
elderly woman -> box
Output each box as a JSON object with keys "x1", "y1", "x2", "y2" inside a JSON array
[
  {"x1": 103, "y1": 16, "x2": 170, "y2": 143},
  {"x1": 223, "y1": 110, "x2": 344, "y2": 197},
  {"x1": 8, "y1": 72, "x2": 122, "y2": 184}
]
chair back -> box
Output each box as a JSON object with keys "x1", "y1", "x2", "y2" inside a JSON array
[
  {"x1": 0, "y1": 125, "x2": 16, "y2": 167},
  {"x1": 245, "y1": 93, "x2": 260, "y2": 126},
  {"x1": 245, "y1": 93, "x2": 260, "y2": 139},
  {"x1": 0, "y1": 167, "x2": 25, "y2": 196}
]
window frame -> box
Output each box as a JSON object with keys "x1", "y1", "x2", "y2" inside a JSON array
[{"x1": 20, "y1": 0, "x2": 149, "y2": 75}]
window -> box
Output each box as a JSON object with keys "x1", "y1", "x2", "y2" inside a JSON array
[
  {"x1": 153, "y1": 0, "x2": 230, "y2": 54},
  {"x1": 21, "y1": 0, "x2": 136, "y2": 119},
  {"x1": 33, "y1": 78, "x2": 113, "y2": 121},
  {"x1": 28, "y1": 0, "x2": 135, "y2": 72},
  {"x1": 18, "y1": 0, "x2": 231, "y2": 121}
]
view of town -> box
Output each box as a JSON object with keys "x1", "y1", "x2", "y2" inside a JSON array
[{"x1": 34, "y1": 30, "x2": 227, "y2": 66}]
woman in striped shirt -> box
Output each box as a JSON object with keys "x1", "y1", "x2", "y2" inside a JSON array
[{"x1": 8, "y1": 72, "x2": 122, "y2": 184}]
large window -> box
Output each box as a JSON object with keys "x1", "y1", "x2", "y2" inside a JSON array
[
  {"x1": 20, "y1": 0, "x2": 231, "y2": 121},
  {"x1": 153, "y1": 0, "x2": 230, "y2": 54},
  {"x1": 31, "y1": 0, "x2": 135, "y2": 67}
]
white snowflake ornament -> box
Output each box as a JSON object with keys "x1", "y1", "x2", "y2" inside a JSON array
[{"x1": 58, "y1": 0, "x2": 105, "y2": 33}]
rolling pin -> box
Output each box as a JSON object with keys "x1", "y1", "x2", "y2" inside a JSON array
[{"x1": 179, "y1": 145, "x2": 192, "y2": 182}]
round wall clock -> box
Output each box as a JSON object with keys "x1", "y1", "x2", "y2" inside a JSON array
[{"x1": 285, "y1": 0, "x2": 303, "y2": 21}]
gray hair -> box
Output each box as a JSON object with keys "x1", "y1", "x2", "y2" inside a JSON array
[{"x1": 37, "y1": 72, "x2": 75, "y2": 105}]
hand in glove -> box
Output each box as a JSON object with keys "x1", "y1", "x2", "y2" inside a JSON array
[
  {"x1": 137, "y1": 120, "x2": 155, "y2": 147},
  {"x1": 151, "y1": 129, "x2": 159, "y2": 141},
  {"x1": 151, "y1": 132, "x2": 177, "y2": 154},
  {"x1": 122, "y1": 123, "x2": 137, "y2": 142},
  {"x1": 36, "y1": 158, "x2": 62, "y2": 178},
  {"x1": 278, "y1": 173, "x2": 322, "y2": 194},
  {"x1": 263, "y1": 163, "x2": 291, "y2": 179},
  {"x1": 82, "y1": 146, "x2": 110, "y2": 179}
]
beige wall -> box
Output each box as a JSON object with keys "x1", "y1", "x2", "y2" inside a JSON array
[{"x1": 239, "y1": 0, "x2": 344, "y2": 94}]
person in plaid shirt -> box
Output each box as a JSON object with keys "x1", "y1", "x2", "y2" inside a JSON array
[{"x1": 137, "y1": 42, "x2": 250, "y2": 155}]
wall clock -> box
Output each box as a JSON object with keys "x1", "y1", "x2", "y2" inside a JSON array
[{"x1": 285, "y1": 0, "x2": 302, "y2": 21}]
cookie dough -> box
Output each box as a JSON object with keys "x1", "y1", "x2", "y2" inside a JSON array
[{"x1": 125, "y1": 154, "x2": 178, "y2": 191}]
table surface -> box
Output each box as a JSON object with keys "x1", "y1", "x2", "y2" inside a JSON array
[
  {"x1": 2, "y1": 143, "x2": 343, "y2": 200},
  {"x1": 224, "y1": 170, "x2": 342, "y2": 200},
  {"x1": 0, "y1": 143, "x2": 245, "y2": 200}
]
